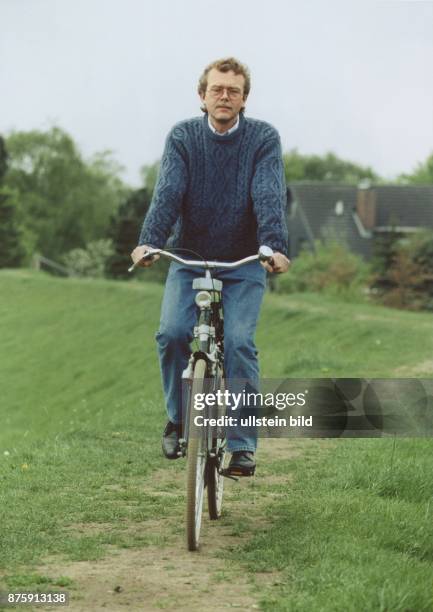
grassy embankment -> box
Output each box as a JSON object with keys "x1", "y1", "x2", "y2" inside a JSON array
[{"x1": 0, "y1": 269, "x2": 432, "y2": 610}]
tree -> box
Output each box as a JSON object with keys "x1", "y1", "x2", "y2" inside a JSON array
[
  {"x1": 399, "y1": 153, "x2": 433, "y2": 184},
  {"x1": 0, "y1": 187, "x2": 26, "y2": 268},
  {"x1": 0, "y1": 135, "x2": 8, "y2": 182},
  {"x1": 0, "y1": 135, "x2": 26, "y2": 268},
  {"x1": 4, "y1": 127, "x2": 128, "y2": 259},
  {"x1": 283, "y1": 149, "x2": 380, "y2": 184},
  {"x1": 106, "y1": 187, "x2": 152, "y2": 279},
  {"x1": 140, "y1": 161, "x2": 160, "y2": 194}
]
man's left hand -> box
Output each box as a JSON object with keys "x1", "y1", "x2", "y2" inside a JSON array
[{"x1": 261, "y1": 252, "x2": 291, "y2": 274}]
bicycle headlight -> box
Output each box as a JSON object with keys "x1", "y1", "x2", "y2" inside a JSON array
[{"x1": 195, "y1": 291, "x2": 212, "y2": 308}]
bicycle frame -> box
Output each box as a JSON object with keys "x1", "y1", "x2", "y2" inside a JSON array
[{"x1": 180, "y1": 269, "x2": 225, "y2": 457}]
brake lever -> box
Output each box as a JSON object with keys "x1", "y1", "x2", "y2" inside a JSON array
[{"x1": 127, "y1": 252, "x2": 155, "y2": 273}]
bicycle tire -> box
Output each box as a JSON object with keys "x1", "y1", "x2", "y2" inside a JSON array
[
  {"x1": 207, "y1": 375, "x2": 227, "y2": 520},
  {"x1": 206, "y1": 442, "x2": 226, "y2": 519},
  {"x1": 186, "y1": 358, "x2": 207, "y2": 551}
]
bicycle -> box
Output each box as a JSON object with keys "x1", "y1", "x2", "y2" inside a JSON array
[{"x1": 128, "y1": 245, "x2": 274, "y2": 551}]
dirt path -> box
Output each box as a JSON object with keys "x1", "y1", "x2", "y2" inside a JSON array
[
  {"x1": 394, "y1": 359, "x2": 433, "y2": 376},
  {"x1": 33, "y1": 439, "x2": 307, "y2": 611}
]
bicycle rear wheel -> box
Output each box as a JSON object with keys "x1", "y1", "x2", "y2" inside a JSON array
[
  {"x1": 207, "y1": 440, "x2": 227, "y2": 519},
  {"x1": 186, "y1": 358, "x2": 207, "y2": 551},
  {"x1": 207, "y1": 374, "x2": 227, "y2": 519}
]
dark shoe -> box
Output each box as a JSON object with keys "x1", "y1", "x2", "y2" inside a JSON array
[
  {"x1": 226, "y1": 451, "x2": 256, "y2": 477},
  {"x1": 162, "y1": 421, "x2": 183, "y2": 460}
]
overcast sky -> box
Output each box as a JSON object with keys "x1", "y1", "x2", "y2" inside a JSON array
[{"x1": 1, "y1": 0, "x2": 433, "y2": 186}]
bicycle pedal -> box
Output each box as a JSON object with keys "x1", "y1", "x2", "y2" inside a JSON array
[
  {"x1": 220, "y1": 470, "x2": 239, "y2": 482},
  {"x1": 222, "y1": 466, "x2": 255, "y2": 478}
]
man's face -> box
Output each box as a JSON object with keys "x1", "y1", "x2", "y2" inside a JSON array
[{"x1": 200, "y1": 68, "x2": 247, "y2": 127}]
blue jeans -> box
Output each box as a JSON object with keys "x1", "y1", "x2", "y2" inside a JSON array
[{"x1": 155, "y1": 260, "x2": 266, "y2": 453}]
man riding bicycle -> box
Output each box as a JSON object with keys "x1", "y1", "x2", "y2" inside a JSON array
[{"x1": 131, "y1": 57, "x2": 290, "y2": 476}]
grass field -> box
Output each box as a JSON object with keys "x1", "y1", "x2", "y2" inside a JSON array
[{"x1": 1, "y1": 269, "x2": 432, "y2": 611}]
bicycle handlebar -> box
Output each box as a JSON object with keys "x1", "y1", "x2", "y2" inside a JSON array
[{"x1": 128, "y1": 245, "x2": 274, "y2": 273}]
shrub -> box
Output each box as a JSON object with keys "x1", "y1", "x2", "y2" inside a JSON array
[
  {"x1": 371, "y1": 230, "x2": 433, "y2": 311},
  {"x1": 278, "y1": 241, "x2": 369, "y2": 299},
  {"x1": 62, "y1": 239, "x2": 114, "y2": 278}
]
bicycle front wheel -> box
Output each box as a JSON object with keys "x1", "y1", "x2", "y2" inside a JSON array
[{"x1": 186, "y1": 358, "x2": 207, "y2": 551}]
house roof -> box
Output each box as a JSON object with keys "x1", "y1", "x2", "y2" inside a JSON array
[
  {"x1": 289, "y1": 183, "x2": 357, "y2": 237},
  {"x1": 287, "y1": 182, "x2": 433, "y2": 259},
  {"x1": 289, "y1": 182, "x2": 433, "y2": 231},
  {"x1": 374, "y1": 185, "x2": 433, "y2": 227},
  {"x1": 288, "y1": 182, "x2": 372, "y2": 258}
]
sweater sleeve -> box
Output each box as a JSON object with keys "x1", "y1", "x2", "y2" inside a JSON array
[
  {"x1": 251, "y1": 131, "x2": 289, "y2": 256},
  {"x1": 138, "y1": 127, "x2": 188, "y2": 247}
]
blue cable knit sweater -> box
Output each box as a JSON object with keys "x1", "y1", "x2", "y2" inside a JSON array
[{"x1": 139, "y1": 112, "x2": 288, "y2": 261}]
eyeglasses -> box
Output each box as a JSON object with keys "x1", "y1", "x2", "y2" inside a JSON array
[{"x1": 207, "y1": 86, "x2": 243, "y2": 100}]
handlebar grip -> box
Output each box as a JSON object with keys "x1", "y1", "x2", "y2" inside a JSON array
[
  {"x1": 258, "y1": 248, "x2": 275, "y2": 268},
  {"x1": 128, "y1": 250, "x2": 156, "y2": 273}
]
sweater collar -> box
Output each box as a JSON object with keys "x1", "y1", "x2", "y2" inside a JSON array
[
  {"x1": 208, "y1": 114, "x2": 239, "y2": 135},
  {"x1": 203, "y1": 112, "x2": 245, "y2": 142}
]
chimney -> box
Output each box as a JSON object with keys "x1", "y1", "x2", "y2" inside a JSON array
[{"x1": 356, "y1": 180, "x2": 376, "y2": 230}]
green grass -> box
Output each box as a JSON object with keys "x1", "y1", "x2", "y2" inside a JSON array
[
  {"x1": 258, "y1": 291, "x2": 433, "y2": 378},
  {"x1": 0, "y1": 270, "x2": 163, "y2": 447},
  {"x1": 231, "y1": 438, "x2": 433, "y2": 611},
  {"x1": 1, "y1": 269, "x2": 433, "y2": 610}
]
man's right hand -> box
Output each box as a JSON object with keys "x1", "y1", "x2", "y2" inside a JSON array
[{"x1": 130, "y1": 245, "x2": 160, "y2": 268}]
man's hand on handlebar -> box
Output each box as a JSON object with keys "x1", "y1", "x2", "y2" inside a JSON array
[
  {"x1": 130, "y1": 245, "x2": 160, "y2": 268},
  {"x1": 261, "y1": 252, "x2": 290, "y2": 274}
]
